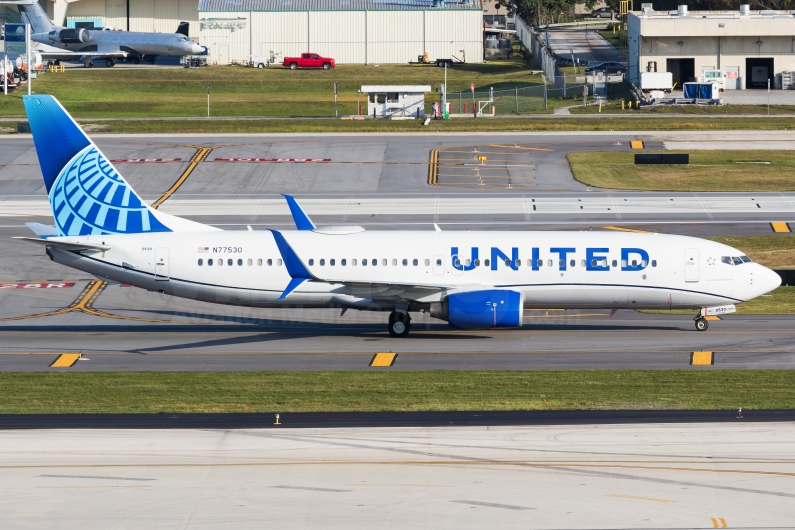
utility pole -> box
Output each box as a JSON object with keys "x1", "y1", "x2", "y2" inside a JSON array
[
  {"x1": 443, "y1": 62, "x2": 447, "y2": 118},
  {"x1": 206, "y1": 83, "x2": 210, "y2": 117},
  {"x1": 26, "y1": 23, "x2": 30, "y2": 96},
  {"x1": 334, "y1": 82, "x2": 338, "y2": 117}
]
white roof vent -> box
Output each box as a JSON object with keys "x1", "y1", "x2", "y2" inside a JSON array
[
  {"x1": 677, "y1": 4, "x2": 688, "y2": 16},
  {"x1": 739, "y1": 4, "x2": 750, "y2": 15},
  {"x1": 759, "y1": 9, "x2": 777, "y2": 15}
]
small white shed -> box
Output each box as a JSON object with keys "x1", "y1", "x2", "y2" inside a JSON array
[{"x1": 361, "y1": 85, "x2": 431, "y2": 118}]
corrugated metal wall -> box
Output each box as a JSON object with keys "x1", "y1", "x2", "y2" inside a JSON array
[
  {"x1": 200, "y1": 9, "x2": 483, "y2": 64},
  {"x1": 65, "y1": 0, "x2": 199, "y2": 37}
]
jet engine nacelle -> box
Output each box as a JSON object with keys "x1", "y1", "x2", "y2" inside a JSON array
[
  {"x1": 430, "y1": 289, "x2": 523, "y2": 329},
  {"x1": 58, "y1": 28, "x2": 90, "y2": 44}
]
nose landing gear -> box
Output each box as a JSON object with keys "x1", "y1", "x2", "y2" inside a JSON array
[
  {"x1": 388, "y1": 310, "x2": 411, "y2": 337},
  {"x1": 694, "y1": 316, "x2": 709, "y2": 331}
]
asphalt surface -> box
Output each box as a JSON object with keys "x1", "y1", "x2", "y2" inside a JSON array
[
  {"x1": 1, "y1": 409, "x2": 790, "y2": 430},
  {"x1": 546, "y1": 27, "x2": 624, "y2": 65}
]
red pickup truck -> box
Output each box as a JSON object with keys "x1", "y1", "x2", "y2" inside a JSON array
[{"x1": 283, "y1": 53, "x2": 336, "y2": 70}]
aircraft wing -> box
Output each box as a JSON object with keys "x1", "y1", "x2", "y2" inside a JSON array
[
  {"x1": 37, "y1": 50, "x2": 129, "y2": 59},
  {"x1": 12, "y1": 236, "x2": 110, "y2": 252}
]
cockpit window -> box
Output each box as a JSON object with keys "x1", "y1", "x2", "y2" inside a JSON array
[
  {"x1": 721, "y1": 256, "x2": 732, "y2": 265},
  {"x1": 741, "y1": 255, "x2": 752, "y2": 263},
  {"x1": 732, "y1": 257, "x2": 743, "y2": 265}
]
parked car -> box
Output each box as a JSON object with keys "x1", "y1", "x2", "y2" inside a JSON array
[
  {"x1": 589, "y1": 7, "x2": 615, "y2": 18},
  {"x1": 585, "y1": 61, "x2": 627, "y2": 75},
  {"x1": 283, "y1": 53, "x2": 335, "y2": 70}
]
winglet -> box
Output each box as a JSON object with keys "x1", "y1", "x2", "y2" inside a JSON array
[
  {"x1": 282, "y1": 194, "x2": 316, "y2": 231},
  {"x1": 270, "y1": 229, "x2": 316, "y2": 299},
  {"x1": 25, "y1": 222, "x2": 58, "y2": 239}
]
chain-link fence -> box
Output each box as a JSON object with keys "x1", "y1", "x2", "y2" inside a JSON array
[{"x1": 446, "y1": 78, "x2": 589, "y2": 114}]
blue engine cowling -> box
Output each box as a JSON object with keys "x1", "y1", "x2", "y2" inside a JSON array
[{"x1": 431, "y1": 289, "x2": 523, "y2": 329}]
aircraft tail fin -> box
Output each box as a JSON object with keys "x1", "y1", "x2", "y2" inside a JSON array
[
  {"x1": 176, "y1": 21, "x2": 189, "y2": 36},
  {"x1": 23, "y1": 94, "x2": 218, "y2": 236},
  {"x1": 12, "y1": 1, "x2": 56, "y2": 33}
]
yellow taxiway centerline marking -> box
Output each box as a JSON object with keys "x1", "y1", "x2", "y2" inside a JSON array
[
  {"x1": 771, "y1": 222, "x2": 791, "y2": 233},
  {"x1": 152, "y1": 146, "x2": 215, "y2": 209},
  {"x1": 607, "y1": 494, "x2": 675, "y2": 503},
  {"x1": 488, "y1": 144, "x2": 554, "y2": 151},
  {"x1": 602, "y1": 226, "x2": 653, "y2": 233}
]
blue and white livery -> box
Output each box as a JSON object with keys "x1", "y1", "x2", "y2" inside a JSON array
[{"x1": 15, "y1": 95, "x2": 782, "y2": 336}]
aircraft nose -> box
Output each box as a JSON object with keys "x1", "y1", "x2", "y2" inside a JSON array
[
  {"x1": 759, "y1": 266, "x2": 782, "y2": 294},
  {"x1": 191, "y1": 43, "x2": 204, "y2": 54}
]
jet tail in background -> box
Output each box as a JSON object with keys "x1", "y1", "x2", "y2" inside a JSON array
[
  {"x1": 23, "y1": 95, "x2": 218, "y2": 236},
  {"x1": 0, "y1": 0, "x2": 58, "y2": 33},
  {"x1": 176, "y1": 21, "x2": 189, "y2": 37}
]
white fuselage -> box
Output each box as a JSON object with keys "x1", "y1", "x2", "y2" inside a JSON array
[{"x1": 44, "y1": 230, "x2": 781, "y2": 312}]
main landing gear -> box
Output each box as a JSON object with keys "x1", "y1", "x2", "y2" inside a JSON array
[
  {"x1": 694, "y1": 316, "x2": 709, "y2": 331},
  {"x1": 388, "y1": 310, "x2": 411, "y2": 337}
]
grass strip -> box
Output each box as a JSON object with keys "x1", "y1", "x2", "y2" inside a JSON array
[
  {"x1": 1, "y1": 370, "x2": 793, "y2": 413},
  {"x1": 569, "y1": 150, "x2": 795, "y2": 191},
  {"x1": 78, "y1": 117, "x2": 795, "y2": 134},
  {"x1": 708, "y1": 236, "x2": 795, "y2": 269}
]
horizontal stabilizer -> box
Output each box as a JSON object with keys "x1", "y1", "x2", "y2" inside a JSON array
[
  {"x1": 12, "y1": 236, "x2": 110, "y2": 252},
  {"x1": 25, "y1": 222, "x2": 58, "y2": 238}
]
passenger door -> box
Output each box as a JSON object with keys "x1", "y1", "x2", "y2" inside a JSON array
[
  {"x1": 684, "y1": 248, "x2": 699, "y2": 282},
  {"x1": 155, "y1": 248, "x2": 170, "y2": 281}
]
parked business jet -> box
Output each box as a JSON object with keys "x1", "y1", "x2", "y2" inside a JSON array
[
  {"x1": 16, "y1": 95, "x2": 781, "y2": 336},
  {"x1": 2, "y1": 0, "x2": 204, "y2": 67}
]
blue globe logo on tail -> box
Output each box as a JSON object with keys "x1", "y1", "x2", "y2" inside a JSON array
[{"x1": 50, "y1": 145, "x2": 171, "y2": 236}]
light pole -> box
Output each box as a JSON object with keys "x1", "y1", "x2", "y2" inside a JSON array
[
  {"x1": 206, "y1": 82, "x2": 211, "y2": 117},
  {"x1": 26, "y1": 23, "x2": 31, "y2": 96}
]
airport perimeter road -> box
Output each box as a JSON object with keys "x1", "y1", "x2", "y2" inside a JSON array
[
  {"x1": 546, "y1": 27, "x2": 625, "y2": 65},
  {"x1": 2, "y1": 422, "x2": 793, "y2": 528}
]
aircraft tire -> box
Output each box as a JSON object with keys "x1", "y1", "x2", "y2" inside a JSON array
[
  {"x1": 695, "y1": 318, "x2": 709, "y2": 332},
  {"x1": 388, "y1": 311, "x2": 411, "y2": 338}
]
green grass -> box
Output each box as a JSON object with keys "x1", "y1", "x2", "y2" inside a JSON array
[
  {"x1": 572, "y1": 103, "x2": 795, "y2": 115},
  {"x1": 644, "y1": 287, "x2": 795, "y2": 315},
  {"x1": 5, "y1": 60, "x2": 545, "y2": 118},
  {"x1": 568, "y1": 150, "x2": 795, "y2": 191},
  {"x1": 74, "y1": 116, "x2": 795, "y2": 134},
  {"x1": 708, "y1": 236, "x2": 795, "y2": 269},
  {"x1": 1, "y1": 371, "x2": 793, "y2": 413}
]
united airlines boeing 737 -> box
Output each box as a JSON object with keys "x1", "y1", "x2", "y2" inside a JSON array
[{"x1": 15, "y1": 95, "x2": 781, "y2": 336}]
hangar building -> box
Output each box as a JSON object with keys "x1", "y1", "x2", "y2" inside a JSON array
[
  {"x1": 196, "y1": 0, "x2": 484, "y2": 65},
  {"x1": 628, "y1": 5, "x2": 795, "y2": 89}
]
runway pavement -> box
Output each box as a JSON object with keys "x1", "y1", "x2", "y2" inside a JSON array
[{"x1": 2, "y1": 421, "x2": 793, "y2": 529}]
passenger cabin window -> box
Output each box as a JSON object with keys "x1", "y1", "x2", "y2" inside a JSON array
[
  {"x1": 320, "y1": 259, "x2": 325, "y2": 266},
  {"x1": 547, "y1": 259, "x2": 553, "y2": 267},
  {"x1": 227, "y1": 259, "x2": 233, "y2": 266},
  {"x1": 485, "y1": 259, "x2": 490, "y2": 267},
  {"x1": 247, "y1": 259, "x2": 252, "y2": 266},
  {"x1": 612, "y1": 260, "x2": 618, "y2": 267},
  {"x1": 198, "y1": 259, "x2": 203, "y2": 266},
  {"x1": 454, "y1": 259, "x2": 460, "y2": 267},
  {"x1": 352, "y1": 259, "x2": 357, "y2": 265},
  {"x1": 362, "y1": 259, "x2": 367, "y2": 266},
  {"x1": 436, "y1": 258, "x2": 442, "y2": 266},
  {"x1": 373, "y1": 259, "x2": 378, "y2": 266},
  {"x1": 266, "y1": 259, "x2": 271, "y2": 266},
  {"x1": 413, "y1": 259, "x2": 418, "y2": 266},
  {"x1": 424, "y1": 259, "x2": 430, "y2": 266},
  {"x1": 652, "y1": 260, "x2": 657, "y2": 267},
  {"x1": 277, "y1": 259, "x2": 283, "y2": 266},
  {"x1": 341, "y1": 259, "x2": 347, "y2": 266},
  {"x1": 330, "y1": 259, "x2": 335, "y2": 266},
  {"x1": 402, "y1": 259, "x2": 408, "y2": 266},
  {"x1": 382, "y1": 259, "x2": 387, "y2": 266},
  {"x1": 309, "y1": 259, "x2": 314, "y2": 266},
  {"x1": 238, "y1": 259, "x2": 243, "y2": 266},
  {"x1": 580, "y1": 259, "x2": 585, "y2": 267},
  {"x1": 392, "y1": 259, "x2": 397, "y2": 266},
  {"x1": 218, "y1": 259, "x2": 223, "y2": 266},
  {"x1": 570, "y1": 259, "x2": 575, "y2": 267}
]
